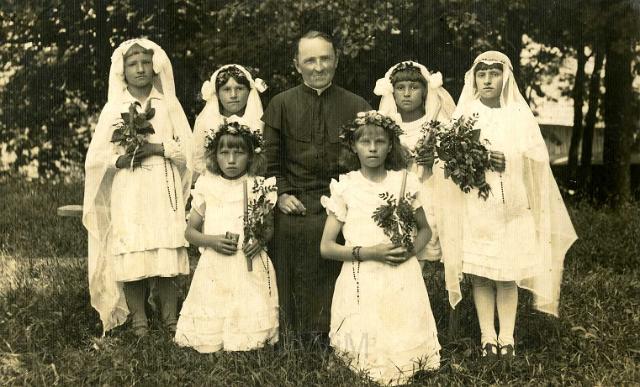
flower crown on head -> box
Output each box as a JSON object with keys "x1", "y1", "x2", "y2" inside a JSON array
[
  {"x1": 204, "y1": 118, "x2": 263, "y2": 154},
  {"x1": 390, "y1": 61, "x2": 420, "y2": 78},
  {"x1": 201, "y1": 65, "x2": 267, "y2": 102},
  {"x1": 216, "y1": 65, "x2": 247, "y2": 85},
  {"x1": 339, "y1": 110, "x2": 404, "y2": 144}
]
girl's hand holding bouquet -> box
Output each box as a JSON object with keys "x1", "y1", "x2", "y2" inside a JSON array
[
  {"x1": 242, "y1": 239, "x2": 264, "y2": 259},
  {"x1": 209, "y1": 234, "x2": 239, "y2": 255},
  {"x1": 364, "y1": 243, "x2": 411, "y2": 266},
  {"x1": 115, "y1": 142, "x2": 164, "y2": 169}
]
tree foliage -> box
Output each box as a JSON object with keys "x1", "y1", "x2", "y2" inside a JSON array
[{"x1": 0, "y1": 0, "x2": 638, "y2": 204}]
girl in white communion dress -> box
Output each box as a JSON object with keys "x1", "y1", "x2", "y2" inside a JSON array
[
  {"x1": 440, "y1": 50, "x2": 577, "y2": 358},
  {"x1": 83, "y1": 38, "x2": 193, "y2": 336}
]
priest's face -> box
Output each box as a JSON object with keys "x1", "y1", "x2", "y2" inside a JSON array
[{"x1": 294, "y1": 37, "x2": 338, "y2": 89}]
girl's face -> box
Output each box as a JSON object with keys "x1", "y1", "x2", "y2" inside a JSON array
[
  {"x1": 216, "y1": 135, "x2": 249, "y2": 178},
  {"x1": 393, "y1": 81, "x2": 425, "y2": 115},
  {"x1": 218, "y1": 77, "x2": 250, "y2": 117},
  {"x1": 475, "y1": 66, "x2": 504, "y2": 104},
  {"x1": 352, "y1": 125, "x2": 391, "y2": 172},
  {"x1": 123, "y1": 47, "x2": 154, "y2": 90}
]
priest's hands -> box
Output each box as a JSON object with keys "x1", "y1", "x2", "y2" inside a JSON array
[
  {"x1": 490, "y1": 150, "x2": 506, "y2": 172},
  {"x1": 278, "y1": 193, "x2": 307, "y2": 215}
]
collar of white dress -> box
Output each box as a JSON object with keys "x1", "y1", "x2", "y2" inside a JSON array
[{"x1": 122, "y1": 86, "x2": 164, "y2": 105}]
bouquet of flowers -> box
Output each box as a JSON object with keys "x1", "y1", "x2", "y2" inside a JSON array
[
  {"x1": 111, "y1": 101, "x2": 155, "y2": 168},
  {"x1": 242, "y1": 178, "x2": 277, "y2": 271},
  {"x1": 372, "y1": 171, "x2": 417, "y2": 252},
  {"x1": 416, "y1": 114, "x2": 495, "y2": 200}
]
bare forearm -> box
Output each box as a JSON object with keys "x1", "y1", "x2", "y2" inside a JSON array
[
  {"x1": 413, "y1": 226, "x2": 432, "y2": 255},
  {"x1": 320, "y1": 241, "x2": 381, "y2": 262},
  {"x1": 185, "y1": 226, "x2": 215, "y2": 249},
  {"x1": 321, "y1": 240, "x2": 356, "y2": 262}
]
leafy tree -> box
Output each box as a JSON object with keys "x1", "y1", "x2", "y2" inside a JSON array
[{"x1": 1, "y1": 0, "x2": 637, "y2": 207}]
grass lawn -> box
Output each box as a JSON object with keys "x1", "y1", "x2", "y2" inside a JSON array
[{"x1": 0, "y1": 180, "x2": 638, "y2": 385}]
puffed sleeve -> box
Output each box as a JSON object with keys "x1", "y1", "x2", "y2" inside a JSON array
[
  {"x1": 190, "y1": 175, "x2": 208, "y2": 217},
  {"x1": 163, "y1": 138, "x2": 186, "y2": 166},
  {"x1": 320, "y1": 175, "x2": 348, "y2": 222},
  {"x1": 405, "y1": 171, "x2": 425, "y2": 210}
]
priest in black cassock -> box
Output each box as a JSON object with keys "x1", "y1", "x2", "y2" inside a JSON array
[{"x1": 262, "y1": 30, "x2": 371, "y2": 340}]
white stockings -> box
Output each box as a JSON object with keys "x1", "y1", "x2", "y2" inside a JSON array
[{"x1": 471, "y1": 275, "x2": 518, "y2": 347}]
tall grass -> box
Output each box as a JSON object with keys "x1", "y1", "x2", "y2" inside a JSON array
[{"x1": 0, "y1": 180, "x2": 638, "y2": 385}]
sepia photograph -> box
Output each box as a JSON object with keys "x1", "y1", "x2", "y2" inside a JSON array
[{"x1": 0, "y1": 0, "x2": 638, "y2": 385}]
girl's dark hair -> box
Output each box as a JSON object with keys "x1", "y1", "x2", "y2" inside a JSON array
[
  {"x1": 390, "y1": 67, "x2": 427, "y2": 87},
  {"x1": 474, "y1": 62, "x2": 503, "y2": 74},
  {"x1": 338, "y1": 124, "x2": 408, "y2": 173},
  {"x1": 205, "y1": 133, "x2": 266, "y2": 177},
  {"x1": 215, "y1": 66, "x2": 251, "y2": 91},
  {"x1": 123, "y1": 44, "x2": 153, "y2": 59}
]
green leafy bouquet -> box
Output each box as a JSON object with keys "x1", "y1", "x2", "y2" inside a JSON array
[
  {"x1": 111, "y1": 101, "x2": 155, "y2": 167},
  {"x1": 417, "y1": 114, "x2": 495, "y2": 200},
  {"x1": 242, "y1": 178, "x2": 277, "y2": 271},
  {"x1": 372, "y1": 171, "x2": 418, "y2": 252}
]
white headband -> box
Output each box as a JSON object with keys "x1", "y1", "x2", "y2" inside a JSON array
[
  {"x1": 375, "y1": 61, "x2": 455, "y2": 125},
  {"x1": 200, "y1": 64, "x2": 267, "y2": 102}
]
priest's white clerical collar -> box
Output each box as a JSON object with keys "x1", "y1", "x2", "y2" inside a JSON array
[{"x1": 304, "y1": 82, "x2": 332, "y2": 95}]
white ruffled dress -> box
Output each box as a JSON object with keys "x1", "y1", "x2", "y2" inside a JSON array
[
  {"x1": 399, "y1": 116, "x2": 442, "y2": 261},
  {"x1": 321, "y1": 170, "x2": 440, "y2": 386},
  {"x1": 460, "y1": 99, "x2": 541, "y2": 281},
  {"x1": 109, "y1": 88, "x2": 189, "y2": 281},
  {"x1": 174, "y1": 174, "x2": 279, "y2": 352}
]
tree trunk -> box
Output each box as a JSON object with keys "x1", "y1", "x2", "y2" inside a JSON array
[
  {"x1": 504, "y1": 7, "x2": 524, "y2": 85},
  {"x1": 602, "y1": 41, "x2": 634, "y2": 206},
  {"x1": 568, "y1": 47, "x2": 586, "y2": 188},
  {"x1": 94, "y1": 0, "x2": 110, "y2": 94},
  {"x1": 580, "y1": 48, "x2": 604, "y2": 192}
]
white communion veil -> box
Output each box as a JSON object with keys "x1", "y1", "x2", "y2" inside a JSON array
[
  {"x1": 82, "y1": 38, "x2": 193, "y2": 334},
  {"x1": 191, "y1": 65, "x2": 267, "y2": 175},
  {"x1": 440, "y1": 51, "x2": 577, "y2": 315},
  {"x1": 374, "y1": 61, "x2": 456, "y2": 124}
]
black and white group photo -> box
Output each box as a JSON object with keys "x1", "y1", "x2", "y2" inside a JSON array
[{"x1": 1, "y1": 1, "x2": 639, "y2": 385}]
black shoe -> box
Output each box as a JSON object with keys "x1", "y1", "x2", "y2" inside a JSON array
[
  {"x1": 481, "y1": 342, "x2": 499, "y2": 359},
  {"x1": 500, "y1": 344, "x2": 516, "y2": 358}
]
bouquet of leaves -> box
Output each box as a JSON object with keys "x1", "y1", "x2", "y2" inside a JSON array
[
  {"x1": 111, "y1": 101, "x2": 155, "y2": 167},
  {"x1": 410, "y1": 121, "x2": 438, "y2": 178},
  {"x1": 242, "y1": 179, "x2": 277, "y2": 271},
  {"x1": 372, "y1": 172, "x2": 418, "y2": 252},
  {"x1": 417, "y1": 114, "x2": 495, "y2": 200}
]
